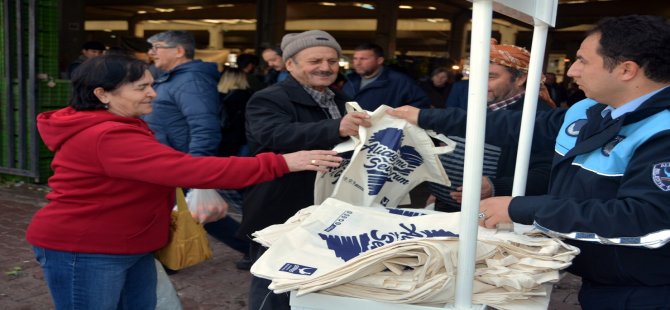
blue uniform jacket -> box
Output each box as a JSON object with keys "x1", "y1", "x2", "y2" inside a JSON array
[
  {"x1": 343, "y1": 67, "x2": 430, "y2": 111},
  {"x1": 144, "y1": 60, "x2": 222, "y2": 156},
  {"x1": 418, "y1": 86, "x2": 670, "y2": 291}
]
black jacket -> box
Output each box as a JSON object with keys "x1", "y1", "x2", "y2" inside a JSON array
[{"x1": 239, "y1": 75, "x2": 349, "y2": 238}]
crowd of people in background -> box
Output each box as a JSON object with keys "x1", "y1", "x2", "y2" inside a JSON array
[{"x1": 47, "y1": 14, "x2": 668, "y2": 309}]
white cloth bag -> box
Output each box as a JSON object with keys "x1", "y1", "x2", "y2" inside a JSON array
[
  {"x1": 251, "y1": 198, "x2": 579, "y2": 308},
  {"x1": 251, "y1": 198, "x2": 462, "y2": 284},
  {"x1": 314, "y1": 102, "x2": 456, "y2": 207}
]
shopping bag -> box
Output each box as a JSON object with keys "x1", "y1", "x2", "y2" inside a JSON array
[
  {"x1": 155, "y1": 188, "x2": 213, "y2": 270},
  {"x1": 251, "y1": 198, "x2": 463, "y2": 284},
  {"x1": 185, "y1": 189, "x2": 229, "y2": 224},
  {"x1": 314, "y1": 102, "x2": 456, "y2": 207}
]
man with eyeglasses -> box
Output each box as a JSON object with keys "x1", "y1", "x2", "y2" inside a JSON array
[
  {"x1": 144, "y1": 30, "x2": 221, "y2": 159},
  {"x1": 143, "y1": 31, "x2": 250, "y2": 272}
]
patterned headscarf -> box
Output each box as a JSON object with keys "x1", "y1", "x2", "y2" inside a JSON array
[{"x1": 490, "y1": 44, "x2": 530, "y2": 73}]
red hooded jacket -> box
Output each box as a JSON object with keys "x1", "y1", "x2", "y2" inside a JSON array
[{"x1": 26, "y1": 107, "x2": 288, "y2": 254}]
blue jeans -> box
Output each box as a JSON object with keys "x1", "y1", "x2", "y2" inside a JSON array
[{"x1": 33, "y1": 246, "x2": 157, "y2": 310}]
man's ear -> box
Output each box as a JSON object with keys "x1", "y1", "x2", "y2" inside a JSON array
[
  {"x1": 175, "y1": 45, "x2": 186, "y2": 58},
  {"x1": 619, "y1": 60, "x2": 639, "y2": 81},
  {"x1": 376, "y1": 57, "x2": 385, "y2": 66},
  {"x1": 93, "y1": 87, "x2": 109, "y2": 103},
  {"x1": 515, "y1": 74, "x2": 528, "y2": 88},
  {"x1": 285, "y1": 58, "x2": 295, "y2": 72}
]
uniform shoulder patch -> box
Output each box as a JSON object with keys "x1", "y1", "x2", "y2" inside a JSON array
[
  {"x1": 565, "y1": 119, "x2": 588, "y2": 137},
  {"x1": 652, "y1": 162, "x2": 670, "y2": 191}
]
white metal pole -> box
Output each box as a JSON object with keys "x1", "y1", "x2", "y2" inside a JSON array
[
  {"x1": 454, "y1": 0, "x2": 492, "y2": 308},
  {"x1": 511, "y1": 20, "x2": 549, "y2": 198}
]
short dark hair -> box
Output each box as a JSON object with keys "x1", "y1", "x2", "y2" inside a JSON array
[
  {"x1": 236, "y1": 53, "x2": 259, "y2": 69},
  {"x1": 104, "y1": 46, "x2": 129, "y2": 56},
  {"x1": 354, "y1": 43, "x2": 384, "y2": 58},
  {"x1": 69, "y1": 55, "x2": 148, "y2": 111},
  {"x1": 505, "y1": 66, "x2": 525, "y2": 82},
  {"x1": 588, "y1": 15, "x2": 670, "y2": 83},
  {"x1": 82, "y1": 41, "x2": 106, "y2": 51},
  {"x1": 430, "y1": 67, "x2": 450, "y2": 77},
  {"x1": 261, "y1": 45, "x2": 282, "y2": 56}
]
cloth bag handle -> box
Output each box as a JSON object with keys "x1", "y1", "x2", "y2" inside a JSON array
[
  {"x1": 426, "y1": 131, "x2": 457, "y2": 155},
  {"x1": 346, "y1": 101, "x2": 456, "y2": 156},
  {"x1": 176, "y1": 188, "x2": 188, "y2": 212}
]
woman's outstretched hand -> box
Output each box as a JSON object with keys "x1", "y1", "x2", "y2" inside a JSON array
[{"x1": 283, "y1": 150, "x2": 343, "y2": 172}]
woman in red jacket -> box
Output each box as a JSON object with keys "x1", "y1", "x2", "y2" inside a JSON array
[{"x1": 26, "y1": 55, "x2": 341, "y2": 309}]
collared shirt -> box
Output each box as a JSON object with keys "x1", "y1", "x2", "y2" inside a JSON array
[
  {"x1": 302, "y1": 85, "x2": 342, "y2": 119},
  {"x1": 488, "y1": 91, "x2": 525, "y2": 111},
  {"x1": 603, "y1": 85, "x2": 669, "y2": 119}
]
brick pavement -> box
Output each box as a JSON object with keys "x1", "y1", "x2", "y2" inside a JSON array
[{"x1": 0, "y1": 182, "x2": 581, "y2": 310}]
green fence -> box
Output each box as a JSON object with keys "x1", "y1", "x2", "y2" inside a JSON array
[{"x1": 1, "y1": 0, "x2": 66, "y2": 183}]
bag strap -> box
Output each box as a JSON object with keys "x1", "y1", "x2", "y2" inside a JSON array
[
  {"x1": 176, "y1": 188, "x2": 188, "y2": 212},
  {"x1": 345, "y1": 101, "x2": 365, "y2": 113},
  {"x1": 426, "y1": 131, "x2": 457, "y2": 155}
]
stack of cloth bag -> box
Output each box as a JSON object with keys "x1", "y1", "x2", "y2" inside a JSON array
[{"x1": 251, "y1": 198, "x2": 579, "y2": 309}]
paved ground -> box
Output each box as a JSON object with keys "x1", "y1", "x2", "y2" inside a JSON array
[{"x1": 0, "y1": 182, "x2": 581, "y2": 309}]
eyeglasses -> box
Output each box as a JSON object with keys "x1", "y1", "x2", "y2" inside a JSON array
[{"x1": 149, "y1": 45, "x2": 176, "y2": 52}]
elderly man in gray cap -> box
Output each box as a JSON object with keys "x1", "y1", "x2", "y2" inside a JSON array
[{"x1": 239, "y1": 30, "x2": 370, "y2": 309}]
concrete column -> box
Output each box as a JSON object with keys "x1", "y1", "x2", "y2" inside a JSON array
[
  {"x1": 255, "y1": 0, "x2": 286, "y2": 53},
  {"x1": 134, "y1": 23, "x2": 145, "y2": 38},
  {"x1": 374, "y1": 0, "x2": 399, "y2": 58},
  {"x1": 449, "y1": 10, "x2": 470, "y2": 64},
  {"x1": 209, "y1": 26, "x2": 224, "y2": 49},
  {"x1": 497, "y1": 25, "x2": 518, "y2": 45}
]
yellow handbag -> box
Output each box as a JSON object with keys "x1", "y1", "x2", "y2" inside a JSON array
[{"x1": 155, "y1": 188, "x2": 213, "y2": 270}]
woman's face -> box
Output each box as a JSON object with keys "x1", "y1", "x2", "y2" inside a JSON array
[
  {"x1": 431, "y1": 72, "x2": 448, "y2": 87},
  {"x1": 101, "y1": 70, "x2": 156, "y2": 118}
]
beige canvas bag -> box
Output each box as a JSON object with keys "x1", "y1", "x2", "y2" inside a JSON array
[{"x1": 314, "y1": 102, "x2": 456, "y2": 208}]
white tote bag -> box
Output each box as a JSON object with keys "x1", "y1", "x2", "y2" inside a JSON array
[
  {"x1": 314, "y1": 102, "x2": 456, "y2": 208},
  {"x1": 251, "y1": 198, "x2": 462, "y2": 285}
]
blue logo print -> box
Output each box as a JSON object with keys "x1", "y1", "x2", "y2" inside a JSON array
[
  {"x1": 322, "y1": 150, "x2": 354, "y2": 185},
  {"x1": 323, "y1": 210, "x2": 353, "y2": 232},
  {"x1": 387, "y1": 208, "x2": 426, "y2": 217},
  {"x1": 361, "y1": 128, "x2": 423, "y2": 196},
  {"x1": 279, "y1": 263, "x2": 317, "y2": 276},
  {"x1": 318, "y1": 223, "x2": 458, "y2": 261},
  {"x1": 652, "y1": 162, "x2": 670, "y2": 191}
]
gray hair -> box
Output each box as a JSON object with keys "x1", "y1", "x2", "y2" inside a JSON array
[{"x1": 147, "y1": 30, "x2": 196, "y2": 59}]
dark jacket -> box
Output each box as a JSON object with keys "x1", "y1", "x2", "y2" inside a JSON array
[
  {"x1": 219, "y1": 89, "x2": 252, "y2": 156},
  {"x1": 445, "y1": 80, "x2": 469, "y2": 110},
  {"x1": 143, "y1": 60, "x2": 221, "y2": 156},
  {"x1": 343, "y1": 67, "x2": 430, "y2": 111},
  {"x1": 419, "y1": 86, "x2": 670, "y2": 304},
  {"x1": 427, "y1": 96, "x2": 553, "y2": 211},
  {"x1": 419, "y1": 80, "x2": 451, "y2": 109},
  {"x1": 239, "y1": 75, "x2": 349, "y2": 238}
]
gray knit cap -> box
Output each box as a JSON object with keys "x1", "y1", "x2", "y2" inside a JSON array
[{"x1": 280, "y1": 30, "x2": 342, "y2": 61}]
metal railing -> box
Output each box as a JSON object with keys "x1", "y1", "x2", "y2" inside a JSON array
[{"x1": 1, "y1": 0, "x2": 39, "y2": 179}]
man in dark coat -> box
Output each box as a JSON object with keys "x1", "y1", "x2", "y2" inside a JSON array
[
  {"x1": 430, "y1": 43, "x2": 554, "y2": 212},
  {"x1": 343, "y1": 43, "x2": 430, "y2": 111},
  {"x1": 240, "y1": 30, "x2": 370, "y2": 310}
]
